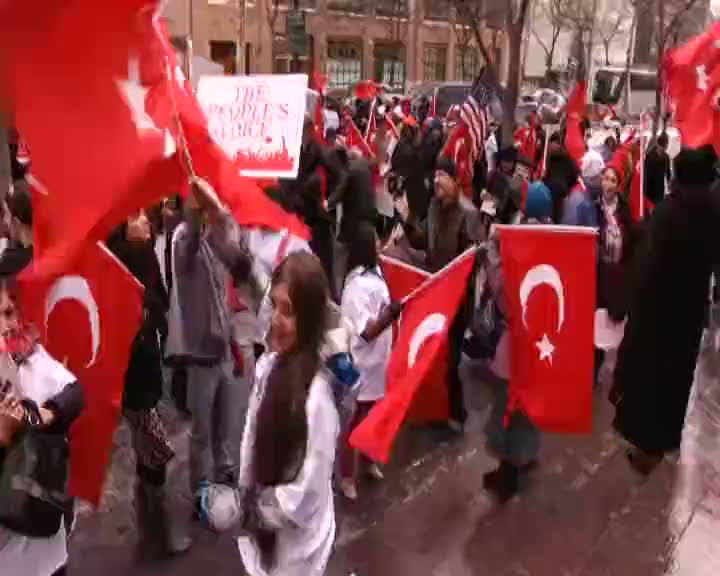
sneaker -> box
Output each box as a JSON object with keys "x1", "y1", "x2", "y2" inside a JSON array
[
  {"x1": 368, "y1": 464, "x2": 384, "y2": 481},
  {"x1": 339, "y1": 478, "x2": 358, "y2": 501}
]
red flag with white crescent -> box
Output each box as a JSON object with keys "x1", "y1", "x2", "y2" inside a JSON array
[
  {"x1": 19, "y1": 244, "x2": 143, "y2": 505},
  {"x1": 497, "y1": 225, "x2": 596, "y2": 433},
  {"x1": 379, "y1": 255, "x2": 447, "y2": 423},
  {"x1": 350, "y1": 248, "x2": 476, "y2": 463}
]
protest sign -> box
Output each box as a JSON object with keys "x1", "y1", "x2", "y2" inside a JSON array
[{"x1": 198, "y1": 74, "x2": 308, "y2": 179}]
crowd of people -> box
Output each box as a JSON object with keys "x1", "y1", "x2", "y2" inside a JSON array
[{"x1": 1, "y1": 87, "x2": 720, "y2": 576}]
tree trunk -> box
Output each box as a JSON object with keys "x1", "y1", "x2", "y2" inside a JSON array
[
  {"x1": 655, "y1": 0, "x2": 665, "y2": 119},
  {"x1": 502, "y1": 20, "x2": 524, "y2": 142}
]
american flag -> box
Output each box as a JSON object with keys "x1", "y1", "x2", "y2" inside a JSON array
[
  {"x1": 460, "y1": 68, "x2": 495, "y2": 163},
  {"x1": 441, "y1": 67, "x2": 497, "y2": 196}
]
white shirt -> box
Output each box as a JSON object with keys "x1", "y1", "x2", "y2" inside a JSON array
[
  {"x1": 341, "y1": 267, "x2": 392, "y2": 402},
  {"x1": 0, "y1": 346, "x2": 76, "y2": 576},
  {"x1": 485, "y1": 133, "x2": 498, "y2": 176},
  {"x1": 238, "y1": 353, "x2": 339, "y2": 576}
]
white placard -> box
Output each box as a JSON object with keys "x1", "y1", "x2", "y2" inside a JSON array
[{"x1": 198, "y1": 74, "x2": 309, "y2": 179}]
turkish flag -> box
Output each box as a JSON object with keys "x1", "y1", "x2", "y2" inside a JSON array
[
  {"x1": 350, "y1": 248, "x2": 476, "y2": 463},
  {"x1": 19, "y1": 241, "x2": 144, "y2": 505},
  {"x1": 442, "y1": 126, "x2": 474, "y2": 199},
  {"x1": 342, "y1": 112, "x2": 375, "y2": 159},
  {"x1": 355, "y1": 80, "x2": 378, "y2": 101},
  {"x1": 380, "y1": 255, "x2": 430, "y2": 303},
  {"x1": 145, "y1": 22, "x2": 309, "y2": 240},
  {"x1": 565, "y1": 81, "x2": 587, "y2": 167},
  {"x1": 665, "y1": 22, "x2": 720, "y2": 153},
  {"x1": 497, "y1": 225, "x2": 596, "y2": 434},
  {"x1": 379, "y1": 255, "x2": 447, "y2": 423},
  {"x1": 629, "y1": 159, "x2": 654, "y2": 223},
  {"x1": 0, "y1": 0, "x2": 187, "y2": 276}
]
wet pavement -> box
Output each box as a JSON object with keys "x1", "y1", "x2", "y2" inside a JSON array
[{"x1": 67, "y1": 334, "x2": 720, "y2": 576}]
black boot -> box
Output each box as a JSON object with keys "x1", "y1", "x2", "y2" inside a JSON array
[
  {"x1": 482, "y1": 461, "x2": 520, "y2": 503},
  {"x1": 136, "y1": 481, "x2": 192, "y2": 561}
]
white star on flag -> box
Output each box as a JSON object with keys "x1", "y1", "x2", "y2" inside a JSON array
[
  {"x1": 536, "y1": 334, "x2": 555, "y2": 364},
  {"x1": 116, "y1": 58, "x2": 176, "y2": 158}
]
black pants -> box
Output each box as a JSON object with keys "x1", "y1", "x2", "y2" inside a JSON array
[
  {"x1": 448, "y1": 311, "x2": 467, "y2": 423},
  {"x1": 310, "y1": 220, "x2": 337, "y2": 301}
]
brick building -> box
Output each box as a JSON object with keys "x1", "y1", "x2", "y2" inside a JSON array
[{"x1": 162, "y1": 0, "x2": 506, "y2": 90}]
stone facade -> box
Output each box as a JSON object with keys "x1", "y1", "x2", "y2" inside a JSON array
[{"x1": 161, "y1": 0, "x2": 505, "y2": 89}]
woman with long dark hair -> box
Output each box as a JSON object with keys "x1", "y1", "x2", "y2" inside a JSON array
[{"x1": 234, "y1": 252, "x2": 340, "y2": 576}]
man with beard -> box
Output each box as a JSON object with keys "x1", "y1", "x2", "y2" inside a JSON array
[{"x1": 402, "y1": 158, "x2": 484, "y2": 432}]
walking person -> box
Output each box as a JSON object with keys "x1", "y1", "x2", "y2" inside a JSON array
[
  {"x1": 593, "y1": 165, "x2": 636, "y2": 382},
  {"x1": 644, "y1": 132, "x2": 671, "y2": 206},
  {"x1": 166, "y1": 178, "x2": 255, "y2": 513},
  {"x1": 480, "y1": 171, "x2": 560, "y2": 502},
  {"x1": 202, "y1": 252, "x2": 342, "y2": 576},
  {"x1": 338, "y1": 223, "x2": 399, "y2": 500},
  {"x1": 402, "y1": 158, "x2": 484, "y2": 432},
  {"x1": 107, "y1": 210, "x2": 192, "y2": 559},
  {"x1": 612, "y1": 148, "x2": 720, "y2": 474}
]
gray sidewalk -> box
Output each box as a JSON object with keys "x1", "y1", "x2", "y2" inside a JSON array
[{"x1": 68, "y1": 341, "x2": 720, "y2": 575}]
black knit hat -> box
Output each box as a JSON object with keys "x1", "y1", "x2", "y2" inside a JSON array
[{"x1": 435, "y1": 157, "x2": 458, "y2": 179}]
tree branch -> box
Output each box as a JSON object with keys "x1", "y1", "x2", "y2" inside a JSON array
[{"x1": 453, "y1": 0, "x2": 496, "y2": 66}]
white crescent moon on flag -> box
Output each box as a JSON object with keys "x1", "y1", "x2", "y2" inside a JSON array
[
  {"x1": 408, "y1": 313, "x2": 446, "y2": 368},
  {"x1": 519, "y1": 264, "x2": 565, "y2": 332},
  {"x1": 45, "y1": 276, "x2": 101, "y2": 368}
]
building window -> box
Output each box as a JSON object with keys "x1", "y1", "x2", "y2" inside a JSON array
[
  {"x1": 327, "y1": 41, "x2": 362, "y2": 89},
  {"x1": 327, "y1": 0, "x2": 368, "y2": 14},
  {"x1": 375, "y1": 0, "x2": 408, "y2": 18},
  {"x1": 423, "y1": 0, "x2": 450, "y2": 20},
  {"x1": 210, "y1": 40, "x2": 237, "y2": 75},
  {"x1": 423, "y1": 44, "x2": 446, "y2": 81},
  {"x1": 455, "y1": 47, "x2": 480, "y2": 82},
  {"x1": 273, "y1": 57, "x2": 291, "y2": 74},
  {"x1": 374, "y1": 44, "x2": 405, "y2": 91}
]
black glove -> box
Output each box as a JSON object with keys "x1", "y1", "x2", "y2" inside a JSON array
[
  {"x1": 20, "y1": 399, "x2": 42, "y2": 428},
  {"x1": 388, "y1": 300, "x2": 403, "y2": 320}
]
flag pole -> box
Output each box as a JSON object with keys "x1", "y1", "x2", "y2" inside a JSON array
[
  {"x1": 400, "y1": 245, "x2": 480, "y2": 305},
  {"x1": 639, "y1": 124, "x2": 646, "y2": 220},
  {"x1": 153, "y1": 20, "x2": 197, "y2": 179}
]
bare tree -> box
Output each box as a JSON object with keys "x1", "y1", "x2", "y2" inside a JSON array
[
  {"x1": 596, "y1": 8, "x2": 630, "y2": 66},
  {"x1": 452, "y1": 0, "x2": 497, "y2": 68},
  {"x1": 452, "y1": 0, "x2": 533, "y2": 140},
  {"x1": 553, "y1": 0, "x2": 596, "y2": 70},
  {"x1": 503, "y1": 0, "x2": 534, "y2": 140},
  {"x1": 376, "y1": 0, "x2": 410, "y2": 88},
  {"x1": 630, "y1": 0, "x2": 703, "y2": 118},
  {"x1": 530, "y1": 0, "x2": 567, "y2": 78}
]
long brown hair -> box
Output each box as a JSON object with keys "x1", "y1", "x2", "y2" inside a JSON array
[{"x1": 252, "y1": 252, "x2": 330, "y2": 487}]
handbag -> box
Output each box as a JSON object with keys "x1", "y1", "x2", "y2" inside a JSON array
[
  {"x1": 0, "y1": 427, "x2": 69, "y2": 538},
  {"x1": 466, "y1": 290, "x2": 506, "y2": 360}
]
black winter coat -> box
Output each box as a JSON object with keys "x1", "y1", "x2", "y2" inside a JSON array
[
  {"x1": 107, "y1": 233, "x2": 168, "y2": 411},
  {"x1": 613, "y1": 182, "x2": 720, "y2": 455}
]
